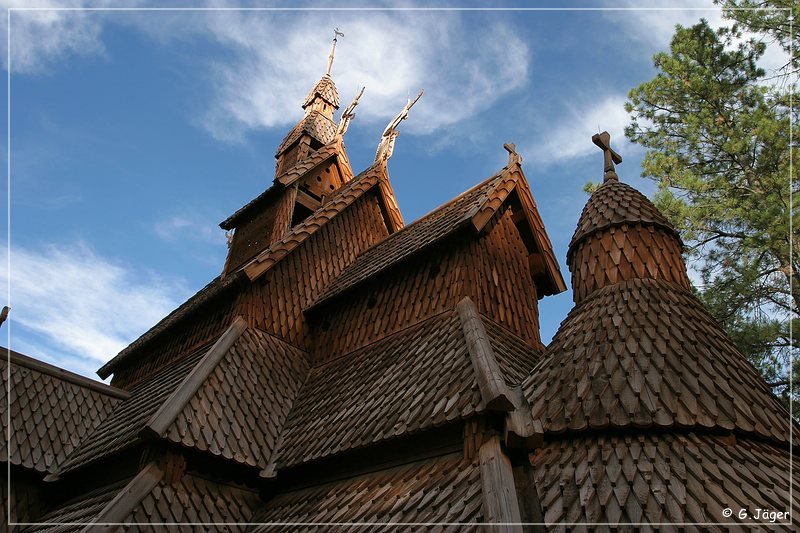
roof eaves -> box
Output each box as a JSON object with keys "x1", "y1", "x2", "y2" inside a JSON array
[
  {"x1": 6, "y1": 348, "x2": 130, "y2": 400},
  {"x1": 220, "y1": 183, "x2": 282, "y2": 231},
  {"x1": 141, "y1": 316, "x2": 248, "y2": 438}
]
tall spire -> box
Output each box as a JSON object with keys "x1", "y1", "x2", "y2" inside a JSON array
[
  {"x1": 592, "y1": 130, "x2": 622, "y2": 182},
  {"x1": 327, "y1": 28, "x2": 344, "y2": 76}
]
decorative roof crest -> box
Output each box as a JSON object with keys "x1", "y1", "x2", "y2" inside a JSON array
[
  {"x1": 337, "y1": 86, "x2": 365, "y2": 137},
  {"x1": 375, "y1": 90, "x2": 423, "y2": 163}
]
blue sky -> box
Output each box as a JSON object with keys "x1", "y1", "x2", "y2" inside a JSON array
[{"x1": 1, "y1": 1, "x2": 789, "y2": 379}]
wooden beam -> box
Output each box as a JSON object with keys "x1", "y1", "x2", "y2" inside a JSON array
[
  {"x1": 479, "y1": 435, "x2": 523, "y2": 531},
  {"x1": 504, "y1": 385, "x2": 544, "y2": 450},
  {"x1": 143, "y1": 316, "x2": 248, "y2": 437},
  {"x1": 83, "y1": 461, "x2": 163, "y2": 530},
  {"x1": 457, "y1": 297, "x2": 515, "y2": 412}
]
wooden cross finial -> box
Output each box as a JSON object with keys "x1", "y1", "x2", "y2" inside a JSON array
[
  {"x1": 503, "y1": 143, "x2": 522, "y2": 167},
  {"x1": 326, "y1": 28, "x2": 344, "y2": 76},
  {"x1": 592, "y1": 131, "x2": 622, "y2": 182}
]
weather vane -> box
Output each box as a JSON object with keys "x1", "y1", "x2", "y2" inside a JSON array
[{"x1": 327, "y1": 28, "x2": 345, "y2": 76}]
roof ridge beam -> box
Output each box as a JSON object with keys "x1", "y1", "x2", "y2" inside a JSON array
[
  {"x1": 457, "y1": 297, "x2": 515, "y2": 412},
  {"x1": 142, "y1": 316, "x2": 248, "y2": 438}
]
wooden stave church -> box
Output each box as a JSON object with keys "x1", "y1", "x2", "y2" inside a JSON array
[{"x1": 2, "y1": 43, "x2": 798, "y2": 532}]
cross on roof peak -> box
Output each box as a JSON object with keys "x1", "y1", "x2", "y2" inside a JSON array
[{"x1": 592, "y1": 131, "x2": 622, "y2": 182}]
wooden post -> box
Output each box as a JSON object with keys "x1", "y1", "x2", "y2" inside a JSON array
[{"x1": 479, "y1": 435, "x2": 523, "y2": 532}]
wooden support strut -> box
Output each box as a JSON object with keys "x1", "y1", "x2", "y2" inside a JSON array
[
  {"x1": 479, "y1": 435, "x2": 523, "y2": 532},
  {"x1": 457, "y1": 297, "x2": 515, "y2": 412},
  {"x1": 143, "y1": 316, "x2": 248, "y2": 437},
  {"x1": 82, "y1": 461, "x2": 164, "y2": 531}
]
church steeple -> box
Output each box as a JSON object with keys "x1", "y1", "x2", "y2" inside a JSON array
[{"x1": 274, "y1": 30, "x2": 343, "y2": 176}]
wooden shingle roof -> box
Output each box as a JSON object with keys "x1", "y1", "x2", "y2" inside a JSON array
[
  {"x1": 275, "y1": 110, "x2": 337, "y2": 156},
  {"x1": 311, "y1": 163, "x2": 565, "y2": 310},
  {"x1": 53, "y1": 343, "x2": 210, "y2": 477},
  {"x1": 242, "y1": 163, "x2": 390, "y2": 281},
  {"x1": 249, "y1": 452, "x2": 483, "y2": 530},
  {"x1": 1, "y1": 349, "x2": 126, "y2": 475},
  {"x1": 569, "y1": 178, "x2": 679, "y2": 259},
  {"x1": 531, "y1": 432, "x2": 798, "y2": 529},
  {"x1": 274, "y1": 307, "x2": 540, "y2": 469},
  {"x1": 523, "y1": 277, "x2": 793, "y2": 444},
  {"x1": 159, "y1": 326, "x2": 309, "y2": 470},
  {"x1": 302, "y1": 74, "x2": 340, "y2": 109}
]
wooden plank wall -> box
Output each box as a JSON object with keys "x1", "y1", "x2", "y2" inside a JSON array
[
  {"x1": 311, "y1": 204, "x2": 541, "y2": 365},
  {"x1": 227, "y1": 187, "x2": 297, "y2": 273},
  {"x1": 235, "y1": 190, "x2": 391, "y2": 351}
]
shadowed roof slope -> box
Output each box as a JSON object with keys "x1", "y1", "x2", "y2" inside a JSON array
[{"x1": 2, "y1": 349, "x2": 126, "y2": 474}]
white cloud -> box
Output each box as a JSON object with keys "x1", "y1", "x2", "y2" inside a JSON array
[
  {"x1": 154, "y1": 213, "x2": 226, "y2": 246},
  {"x1": 525, "y1": 94, "x2": 632, "y2": 165},
  {"x1": 192, "y1": 11, "x2": 529, "y2": 140},
  {"x1": 1, "y1": 0, "x2": 110, "y2": 74},
  {"x1": 0, "y1": 242, "x2": 189, "y2": 367}
]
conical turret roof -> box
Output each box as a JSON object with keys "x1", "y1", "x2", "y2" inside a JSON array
[{"x1": 568, "y1": 178, "x2": 678, "y2": 259}]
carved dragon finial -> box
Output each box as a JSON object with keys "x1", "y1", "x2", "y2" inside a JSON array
[
  {"x1": 375, "y1": 90, "x2": 423, "y2": 163},
  {"x1": 337, "y1": 86, "x2": 365, "y2": 136}
]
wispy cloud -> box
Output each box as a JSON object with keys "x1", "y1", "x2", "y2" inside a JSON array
[
  {"x1": 154, "y1": 212, "x2": 227, "y2": 246},
  {"x1": 195, "y1": 11, "x2": 529, "y2": 140},
  {"x1": 525, "y1": 94, "x2": 632, "y2": 166},
  {"x1": 1, "y1": 242, "x2": 189, "y2": 369},
  {"x1": 1, "y1": 0, "x2": 110, "y2": 74},
  {"x1": 604, "y1": 0, "x2": 790, "y2": 76}
]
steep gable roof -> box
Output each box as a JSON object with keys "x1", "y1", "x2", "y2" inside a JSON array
[
  {"x1": 153, "y1": 325, "x2": 309, "y2": 470},
  {"x1": 2, "y1": 349, "x2": 127, "y2": 474},
  {"x1": 310, "y1": 163, "x2": 565, "y2": 310},
  {"x1": 53, "y1": 342, "x2": 212, "y2": 478}
]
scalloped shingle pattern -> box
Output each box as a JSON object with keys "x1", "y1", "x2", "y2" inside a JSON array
[
  {"x1": 165, "y1": 328, "x2": 309, "y2": 469},
  {"x1": 569, "y1": 179, "x2": 677, "y2": 256},
  {"x1": 313, "y1": 171, "x2": 511, "y2": 307},
  {"x1": 56, "y1": 345, "x2": 209, "y2": 476},
  {"x1": 302, "y1": 74, "x2": 340, "y2": 109},
  {"x1": 126, "y1": 473, "x2": 260, "y2": 527},
  {"x1": 531, "y1": 433, "x2": 798, "y2": 529},
  {"x1": 523, "y1": 278, "x2": 792, "y2": 444},
  {"x1": 276, "y1": 308, "x2": 541, "y2": 468},
  {"x1": 1, "y1": 359, "x2": 121, "y2": 474},
  {"x1": 249, "y1": 452, "x2": 483, "y2": 531},
  {"x1": 275, "y1": 110, "x2": 337, "y2": 156},
  {"x1": 25, "y1": 478, "x2": 130, "y2": 533}
]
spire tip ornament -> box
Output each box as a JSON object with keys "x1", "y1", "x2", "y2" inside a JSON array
[{"x1": 327, "y1": 28, "x2": 344, "y2": 76}]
